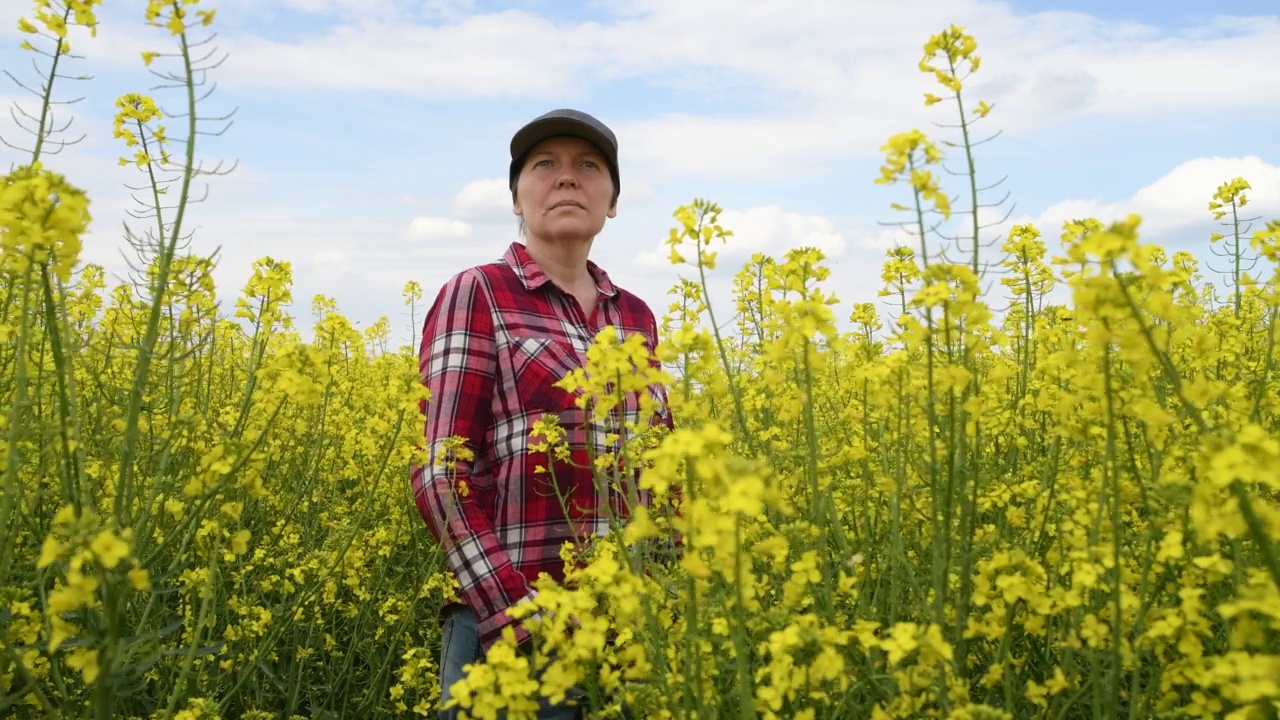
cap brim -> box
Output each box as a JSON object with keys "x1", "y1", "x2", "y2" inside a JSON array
[{"x1": 510, "y1": 117, "x2": 617, "y2": 168}]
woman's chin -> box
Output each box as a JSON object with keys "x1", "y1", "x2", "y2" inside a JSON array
[{"x1": 532, "y1": 221, "x2": 606, "y2": 243}]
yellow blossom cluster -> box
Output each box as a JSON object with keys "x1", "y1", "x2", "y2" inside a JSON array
[
  {"x1": 17, "y1": 0, "x2": 103, "y2": 54},
  {"x1": 0, "y1": 163, "x2": 91, "y2": 281},
  {"x1": 112, "y1": 93, "x2": 171, "y2": 168}
]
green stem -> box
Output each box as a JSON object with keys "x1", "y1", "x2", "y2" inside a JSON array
[
  {"x1": 216, "y1": 405, "x2": 409, "y2": 711},
  {"x1": 40, "y1": 263, "x2": 83, "y2": 512},
  {"x1": 731, "y1": 515, "x2": 755, "y2": 720},
  {"x1": 93, "y1": 570, "x2": 123, "y2": 720},
  {"x1": 0, "y1": 261, "x2": 38, "y2": 587},
  {"x1": 1248, "y1": 308, "x2": 1277, "y2": 422},
  {"x1": 114, "y1": 7, "x2": 201, "y2": 525},
  {"x1": 0, "y1": 641, "x2": 58, "y2": 716},
  {"x1": 159, "y1": 546, "x2": 219, "y2": 720},
  {"x1": 691, "y1": 208, "x2": 753, "y2": 449},
  {"x1": 1231, "y1": 201, "x2": 1241, "y2": 314},
  {"x1": 948, "y1": 58, "x2": 982, "y2": 277},
  {"x1": 1103, "y1": 344, "x2": 1123, "y2": 719},
  {"x1": 1228, "y1": 481, "x2": 1280, "y2": 589},
  {"x1": 29, "y1": 5, "x2": 74, "y2": 163}
]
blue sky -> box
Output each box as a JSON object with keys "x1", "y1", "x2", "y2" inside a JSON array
[{"x1": 2, "y1": 0, "x2": 1278, "y2": 347}]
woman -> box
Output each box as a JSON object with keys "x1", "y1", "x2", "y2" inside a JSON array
[{"x1": 412, "y1": 109, "x2": 671, "y2": 719}]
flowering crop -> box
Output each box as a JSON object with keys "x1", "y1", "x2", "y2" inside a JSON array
[{"x1": 2, "y1": 7, "x2": 1278, "y2": 720}]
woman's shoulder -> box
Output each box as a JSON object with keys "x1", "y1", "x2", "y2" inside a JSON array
[{"x1": 437, "y1": 258, "x2": 521, "y2": 296}]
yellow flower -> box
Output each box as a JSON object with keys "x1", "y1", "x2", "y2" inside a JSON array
[
  {"x1": 1155, "y1": 530, "x2": 1184, "y2": 562},
  {"x1": 165, "y1": 6, "x2": 188, "y2": 35},
  {"x1": 38, "y1": 535, "x2": 64, "y2": 568},
  {"x1": 881, "y1": 622, "x2": 920, "y2": 666},
  {"x1": 90, "y1": 529, "x2": 131, "y2": 569},
  {"x1": 48, "y1": 616, "x2": 78, "y2": 653},
  {"x1": 622, "y1": 505, "x2": 660, "y2": 545},
  {"x1": 66, "y1": 647, "x2": 100, "y2": 683},
  {"x1": 128, "y1": 567, "x2": 151, "y2": 591},
  {"x1": 230, "y1": 529, "x2": 251, "y2": 556}
]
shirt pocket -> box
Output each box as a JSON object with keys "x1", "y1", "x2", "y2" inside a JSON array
[{"x1": 508, "y1": 336, "x2": 580, "y2": 413}]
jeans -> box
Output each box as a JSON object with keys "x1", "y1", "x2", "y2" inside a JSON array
[{"x1": 438, "y1": 605, "x2": 581, "y2": 720}]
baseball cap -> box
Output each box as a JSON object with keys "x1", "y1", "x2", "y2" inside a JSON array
[{"x1": 509, "y1": 109, "x2": 619, "y2": 198}]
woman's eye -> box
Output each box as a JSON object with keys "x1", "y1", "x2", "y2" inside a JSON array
[
  {"x1": 582, "y1": 160, "x2": 599, "y2": 169},
  {"x1": 535, "y1": 159, "x2": 553, "y2": 168}
]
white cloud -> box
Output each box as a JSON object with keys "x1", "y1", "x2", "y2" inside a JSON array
[
  {"x1": 17, "y1": 2, "x2": 1276, "y2": 181},
  {"x1": 850, "y1": 156, "x2": 1280, "y2": 300},
  {"x1": 12, "y1": 3, "x2": 1280, "y2": 120},
  {"x1": 451, "y1": 178, "x2": 512, "y2": 221},
  {"x1": 720, "y1": 206, "x2": 847, "y2": 258},
  {"x1": 618, "y1": 176, "x2": 654, "y2": 204},
  {"x1": 635, "y1": 204, "x2": 847, "y2": 270},
  {"x1": 409, "y1": 216, "x2": 472, "y2": 240},
  {"x1": 773, "y1": 156, "x2": 1280, "y2": 325},
  {"x1": 4, "y1": 1, "x2": 1274, "y2": 347},
  {"x1": 70, "y1": 205, "x2": 512, "y2": 346},
  {"x1": 1031, "y1": 156, "x2": 1280, "y2": 240},
  {"x1": 279, "y1": 0, "x2": 476, "y2": 21},
  {"x1": 142, "y1": 1, "x2": 1274, "y2": 180},
  {"x1": 222, "y1": 12, "x2": 586, "y2": 99},
  {"x1": 619, "y1": 114, "x2": 875, "y2": 177},
  {"x1": 313, "y1": 249, "x2": 346, "y2": 265},
  {"x1": 617, "y1": 6, "x2": 1280, "y2": 174},
  {"x1": 280, "y1": 0, "x2": 403, "y2": 15},
  {"x1": 858, "y1": 226, "x2": 918, "y2": 252}
]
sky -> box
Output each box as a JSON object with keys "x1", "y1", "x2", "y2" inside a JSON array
[{"x1": 2, "y1": 0, "x2": 1278, "y2": 349}]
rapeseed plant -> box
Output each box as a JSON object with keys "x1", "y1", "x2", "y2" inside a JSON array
[{"x1": 2, "y1": 7, "x2": 1278, "y2": 720}]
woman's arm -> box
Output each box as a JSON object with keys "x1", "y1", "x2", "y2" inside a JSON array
[{"x1": 411, "y1": 269, "x2": 538, "y2": 650}]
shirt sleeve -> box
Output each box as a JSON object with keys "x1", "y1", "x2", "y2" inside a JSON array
[
  {"x1": 644, "y1": 307, "x2": 683, "y2": 554},
  {"x1": 647, "y1": 310, "x2": 675, "y2": 433},
  {"x1": 411, "y1": 269, "x2": 537, "y2": 649}
]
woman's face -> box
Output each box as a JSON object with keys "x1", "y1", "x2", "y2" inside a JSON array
[{"x1": 513, "y1": 135, "x2": 616, "y2": 244}]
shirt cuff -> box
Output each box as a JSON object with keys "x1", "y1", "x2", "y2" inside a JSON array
[{"x1": 475, "y1": 589, "x2": 540, "y2": 651}]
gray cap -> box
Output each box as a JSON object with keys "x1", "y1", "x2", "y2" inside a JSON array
[{"x1": 509, "y1": 108, "x2": 619, "y2": 198}]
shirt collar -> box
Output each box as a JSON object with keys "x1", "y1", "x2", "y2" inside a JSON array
[{"x1": 503, "y1": 242, "x2": 619, "y2": 299}]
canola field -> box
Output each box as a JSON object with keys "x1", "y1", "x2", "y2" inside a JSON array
[{"x1": 2, "y1": 2, "x2": 1279, "y2": 719}]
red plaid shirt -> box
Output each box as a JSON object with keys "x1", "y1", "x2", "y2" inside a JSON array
[{"x1": 412, "y1": 242, "x2": 672, "y2": 650}]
